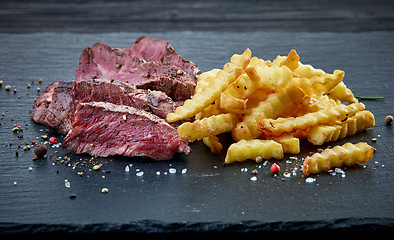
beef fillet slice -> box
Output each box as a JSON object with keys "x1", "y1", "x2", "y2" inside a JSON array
[
  {"x1": 62, "y1": 102, "x2": 190, "y2": 161},
  {"x1": 30, "y1": 79, "x2": 176, "y2": 135},
  {"x1": 76, "y1": 37, "x2": 200, "y2": 101}
]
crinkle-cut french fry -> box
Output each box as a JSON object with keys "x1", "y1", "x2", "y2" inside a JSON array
[
  {"x1": 254, "y1": 64, "x2": 293, "y2": 90},
  {"x1": 327, "y1": 81, "x2": 359, "y2": 104},
  {"x1": 280, "y1": 49, "x2": 300, "y2": 71},
  {"x1": 220, "y1": 93, "x2": 247, "y2": 114},
  {"x1": 223, "y1": 49, "x2": 252, "y2": 74},
  {"x1": 225, "y1": 139, "x2": 284, "y2": 164},
  {"x1": 232, "y1": 85, "x2": 304, "y2": 141},
  {"x1": 307, "y1": 110, "x2": 375, "y2": 145},
  {"x1": 259, "y1": 102, "x2": 365, "y2": 137},
  {"x1": 272, "y1": 55, "x2": 287, "y2": 67},
  {"x1": 203, "y1": 135, "x2": 223, "y2": 154},
  {"x1": 248, "y1": 56, "x2": 270, "y2": 68},
  {"x1": 302, "y1": 142, "x2": 375, "y2": 176},
  {"x1": 271, "y1": 134, "x2": 300, "y2": 154},
  {"x1": 302, "y1": 95, "x2": 341, "y2": 112},
  {"x1": 224, "y1": 68, "x2": 261, "y2": 100},
  {"x1": 195, "y1": 69, "x2": 221, "y2": 94},
  {"x1": 292, "y1": 70, "x2": 344, "y2": 97},
  {"x1": 294, "y1": 62, "x2": 325, "y2": 78},
  {"x1": 281, "y1": 95, "x2": 341, "y2": 118},
  {"x1": 178, "y1": 113, "x2": 240, "y2": 142},
  {"x1": 194, "y1": 101, "x2": 221, "y2": 120},
  {"x1": 168, "y1": 49, "x2": 250, "y2": 123},
  {"x1": 231, "y1": 48, "x2": 252, "y2": 69},
  {"x1": 245, "y1": 88, "x2": 274, "y2": 109},
  {"x1": 167, "y1": 70, "x2": 238, "y2": 122}
]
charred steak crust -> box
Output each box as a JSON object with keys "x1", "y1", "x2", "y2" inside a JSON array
[
  {"x1": 75, "y1": 37, "x2": 200, "y2": 101},
  {"x1": 62, "y1": 102, "x2": 190, "y2": 161},
  {"x1": 30, "y1": 79, "x2": 176, "y2": 135}
]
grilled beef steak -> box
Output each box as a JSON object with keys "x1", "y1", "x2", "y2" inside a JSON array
[
  {"x1": 62, "y1": 102, "x2": 190, "y2": 160},
  {"x1": 75, "y1": 36, "x2": 200, "y2": 101},
  {"x1": 31, "y1": 37, "x2": 196, "y2": 160},
  {"x1": 30, "y1": 79, "x2": 176, "y2": 135}
]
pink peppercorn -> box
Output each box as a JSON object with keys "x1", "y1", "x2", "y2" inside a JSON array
[
  {"x1": 270, "y1": 163, "x2": 280, "y2": 174},
  {"x1": 49, "y1": 137, "x2": 58, "y2": 145}
]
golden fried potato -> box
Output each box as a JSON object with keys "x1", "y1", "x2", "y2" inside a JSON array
[
  {"x1": 259, "y1": 102, "x2": 365, "y2": 137},
  {"x1": 178, "y1": 113, "x2": 241, "y2": 142},
  {"x1": 223, "y1": 48, "x2": 252, "y2": 74},
  {"x1": 294, "y1": 62, "x2": 325, "y2": 78},
  {"x1": 203, "y1": 135, "x2": 223, "y2": 154},
  {"x1": 225, "y1": 139, "x2": 284, "y2": 164},
  {"x1": 232, "y1": 85, "x2": 304, "y2": 141},
  {"x1": 219, "y1": 93, "x2": 247, "y2": 114},
  {"x1": 195, "y1": 69, "x2": 221, "y2": 94},
  {"x1": 168, "y1": 48, "x2": 375, "y2": 174},
  {"x1": 224, "y1": 68, "x2": 261, "y2": 100},
  {"x1": 194, "y1": 101, "x2": 221, "y2": 120},
  {"x1": 271, "y1": 134, "x2": 300, "y2": 154},
  {"x1": 254, "y1": 64, "x2": 293, "y2": 90},
  {"x1": 292, "y1": 70, "x2": 344, "y2": 97},
  {"x1": 280, "y1": 49, "x2": 300, "y2": 71},
  {"x1": 306, "y1": 110, "x2": 375, "y2": 145},
  {"x1": 167, "y1": 70, "x2": 238, "y2": 122},
  {"x1": 248, "y1": 56, "x2": 270, "y2": 68},
  {"x1": 327, "y1": 81, "x2": 359, "y2": 104},
  {"x1": 302, "y1": 142, "x2": 375, "y2": 176}
]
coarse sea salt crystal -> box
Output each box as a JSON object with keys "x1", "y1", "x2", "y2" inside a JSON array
[
  {"x1": 125, "y1": 165, "x2": 130, "y2": 172},
  {"x1": 292, "y1": 167, "x2": 297, "y2": 176},
  {"x1": 334, "y1": 167, "x2": 343, "y2": 173},
  {"x1": 156, "y1": 171, "x2": 161, "y2": 175},
  {"x1": 305, "y1": 177, "x2": 316, "y2": 183},
  {"x1": 169, "y1": 168, "x2": 176, "y2": 174},
  {"x1": 51, "y1": 143, "x2": 61, "y2": 148},
  {"x1": 181, "y1": 168, "x2": 187, "y2": 174},
  {"x1": 250, "y1": 176, "x2": 257, "y2": 181},
  {"x1": 284, "y1": 172, "x2": 291, "y2": 178},
  {"x1": 136, "y1": 171, "x2": 144, "y2": 176}
]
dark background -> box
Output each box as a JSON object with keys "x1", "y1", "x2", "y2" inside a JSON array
[
  {"x1": 1, "y1": 0, "x2": 394, "y2": 236},
  {"x1": 1, "y1": 0, "x2": 394, "y2": 33}
]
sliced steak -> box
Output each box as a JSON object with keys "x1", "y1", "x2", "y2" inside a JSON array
[
  {"x1": 124, "y1": 36, "x2": 201, "y2": 78},
  {"x1": 30, "y1": 79, "x2": 176, "y2": 135},
  {"x1": 75, "y1": 37, "x2": 200, "y2": 101},
  {"x1": 30, "y1": 81, "x2": 59, "y2": 124},
  {"x1": 62, "y1": 102, "x2": 190, "y2": 160},
  {"x1": 124, "y1": 36, "x2": 175, "y2": 63},
  {"x1": 123, "y1": 61, "x2": 195, "y2": 101},
  {"x1": 75, "y1": 42, "x2": 143, "y2": 83}
]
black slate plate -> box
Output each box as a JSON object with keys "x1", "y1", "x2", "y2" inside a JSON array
[{"x1": 1, "y1": 32, "x2": 393, "y2": 232}]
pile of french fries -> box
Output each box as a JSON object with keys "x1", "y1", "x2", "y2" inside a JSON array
[{"x1": 167, "y1": 49, "x2": 375, "y2": 174}]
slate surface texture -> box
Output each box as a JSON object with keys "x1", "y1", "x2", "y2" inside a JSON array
[{"x1": 0, "y1": 32, "x2": 393, "y2": 234}]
